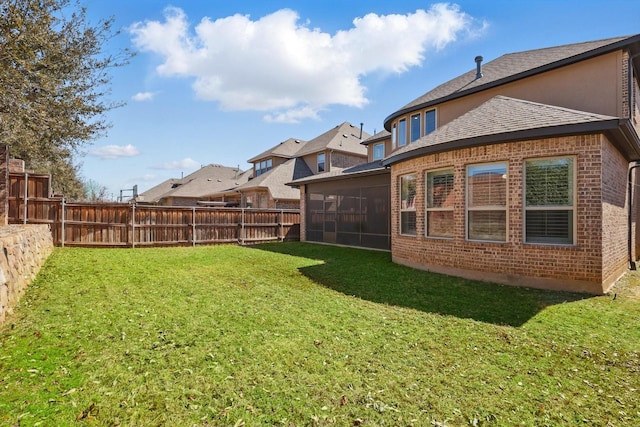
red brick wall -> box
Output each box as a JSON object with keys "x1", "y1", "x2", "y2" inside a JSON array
[
  {"x1": 389, "y1": 133, "x2": 624, "y2": 294},
  {"x1": 602, "y1": 140, "x2": 635, "y2": 287}
]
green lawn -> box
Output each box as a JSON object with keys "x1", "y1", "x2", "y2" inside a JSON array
[{"x1": 1, "y1": 243, "x2": 639, "y2": 426}]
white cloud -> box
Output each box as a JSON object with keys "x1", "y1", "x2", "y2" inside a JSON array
[
  {"x1": 153, "y1": 158, "x2": 200, "y2": 170},
  {"x1": 89, "y1": 144, "x2": 140, "y2": 159},
  {"x1": 132, "y1": 91, "x2": 156, "y2": 101},
  {"x1": 129, "y1": 4, "x2": 482, "y2": 121}
]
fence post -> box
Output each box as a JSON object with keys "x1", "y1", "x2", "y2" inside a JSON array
[
  {"x1": 131, "y1": 203, "x2": 136, "y2": 248},
  {"x1": 279, "y1": 209, "x2": 284, "y2": 241},
  {"x1": 61, "y1": 197, "x2": 65, "y2": 247},
  {"x1": 22, "y1": 173, "x2": 28, "y2": 224},
  {"x1": 192, "y1": 207, "x2": 196, "y2": 247},
  {"x1": 240, "y1": 208, "x2": 245, "y2": 245}
]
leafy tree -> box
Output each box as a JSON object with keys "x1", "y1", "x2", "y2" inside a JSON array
[
  {"x1": 82, "y1": 178, "x2": 109, "y2": 202},
  {"x1": 0, "y1": 0, "x2": 131, "y2": 199}
]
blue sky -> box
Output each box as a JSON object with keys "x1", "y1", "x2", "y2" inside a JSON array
[{"x1": 80, "y1": 0, "x2": 639, "y2": 199}]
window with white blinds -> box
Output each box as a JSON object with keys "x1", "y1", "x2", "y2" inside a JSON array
[{"x1": 524, "y1": 157, "x2": 575, "y2": 245}]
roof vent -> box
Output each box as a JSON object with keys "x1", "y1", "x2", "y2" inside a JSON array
[{"x1": 475, "y1": 55, "x2": 483, "y2": 79}]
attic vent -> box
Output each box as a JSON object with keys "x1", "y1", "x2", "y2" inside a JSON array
[
  {"x1": 342, "y1": 134, "x2": 348, "y2": 138},
  {"x1": 475, "y1": 55, "x2": 483, "y2": 79}
]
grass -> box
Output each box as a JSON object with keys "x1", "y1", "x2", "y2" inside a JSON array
[{"x1": 0, "y1": 242, "x2": 638, "y2": 426}]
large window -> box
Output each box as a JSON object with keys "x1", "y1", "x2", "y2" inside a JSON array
[
  {"x1": 466, "y1": 163, "x2": 507, "y2": 242},
  {"x1": 524, "y1": 157, "x2": 575, "y2": 244},
  {"x1": 397, "y1": 119, "x2": 407, "y2": 147},
  {"x1": 426, "y1": 168, "x2": 454, "y2": 238},
  {"x1": 317, "y1": 152, "x2": 326, "y2": 173},
  {"x1": 373, "y1": 143, "x2": 385, "y2": 161},
  {"x1": 400, "y1": 174, "x2": 417, "y2": 235},
  {"x1": 410, "y1": 114, "x2": 421, "y2": 142},
  {"x1": 425, "y1": 109, "x2": 436, "y2": 135}
]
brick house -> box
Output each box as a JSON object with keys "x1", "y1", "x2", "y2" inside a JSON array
[{"x1": 380, "y1": 34, "x2": 640, "y2": 294}]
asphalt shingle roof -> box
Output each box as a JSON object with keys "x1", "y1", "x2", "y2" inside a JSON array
[
  {"x1": 383, "y1": 96, "x2": 620, "y2": 166},
  {"x1": 294, "y1": 122, "x2": 369, "y2": 157},
  {"x1": 139, "y1": 164, "x2": 247, "y2": 202},
  {"x1": 247, "y1": 137, "x2": 307, "y2": 163},
  {"x1": 235, "y1": 158, "x2": 313, "y2": 200},
  {"x1": 386, "y1": 34, "x2": 640, "y2": 126}
]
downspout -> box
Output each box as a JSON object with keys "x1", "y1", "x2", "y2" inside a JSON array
[
  {"x1": 627, "y1": 52, "x2": 640, "y2": 269},
  {"x1": 628, "y1": 163, "x2": 640, "y2": 270}
]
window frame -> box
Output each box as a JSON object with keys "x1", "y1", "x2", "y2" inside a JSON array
[
  {"x1": 465, "y1": 162, "x2": 508, "y2": 242},
  {"x1": 425, "y1": 167, "x2": 454, "y2": 239},
  {"x1": 410, "y1": 113, "x2": 421, "y2": 143},
  {"x1": 523, "y1": 156, "x2": 577, "y2": 245},
  {"x1": 424, "y1": 109, "x2": 436, "y2": 135},
  {"x1": 397, "y1": 119, "x2": 407, "y2": 147},
  {"x1": 372, "y1": 142, "x2": 385, "y2": 161},
  {"x1": 317, "y1": 152, "x2": 326, "y2": 173},
  {"x1": 400, "y1": 173, "x2": 417, "y2": 236}
]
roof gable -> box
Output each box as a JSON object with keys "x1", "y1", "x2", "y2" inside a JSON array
[
  {"x1": 294, "y1": 122, "x2": 369, "y2": 157},
  {"x1": 248, "y1": 137, "x2": 307, "y2": 163},
  {"x1": 383, "y1": 96, "x2": 620, "y2": 166}
]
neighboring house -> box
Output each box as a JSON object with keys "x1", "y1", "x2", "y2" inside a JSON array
[
  {"x1": 204, "y1": 137, "x2": 310, "y2": 208},
  {"x1": 377, "y1": 34, "x2": 640, "y2": 294},
  {"x1": 293, "y1": 121, "x2": 369, "y2": 174},
  {"x1": 291, "y1": 130, "x2": 391, "y2": 250},
  {"x1": 137, "y1": 164, "x2": 248, "y2": 206},
  {"x1": 207, "y1": 122, "x2": 371, "y2": 209}
]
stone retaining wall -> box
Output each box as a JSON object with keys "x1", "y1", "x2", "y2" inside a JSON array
[{"x1": 0, "y1": 225, "x2": 54, "y2": 326}]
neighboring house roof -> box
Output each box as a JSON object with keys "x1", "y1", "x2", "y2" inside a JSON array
[
  {"x1": 139, "y1": 164, "x2": 247, "y2": 203},
  {"x1": 289, "y1": 160, "x2": 388, "y2": 185},
  {"x1": 137, "y1": 178, "x2": 181, "y2": 203},
  {"x1": 383, "y1": 96, "x2": 640, "y2": 166},
  {"x1": 234, "y1": 158, "x2": 313, "y2": 200},
  {"x1": 294, "y1": 121, "x2": 370, "y2": 157},
  {"x1": 385, "y1": 34, "x2": 640, "y2": 128},
  {"x1": 361, "y1": 129, "x2": 391, "y2": 146},
  {"x1": 247, "y1": 137, "x2": 307, "y2": 163}
]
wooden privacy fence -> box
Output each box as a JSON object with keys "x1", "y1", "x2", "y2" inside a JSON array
[{"x1": 8, "y1": 199, "x2": 300, "y2": 247}]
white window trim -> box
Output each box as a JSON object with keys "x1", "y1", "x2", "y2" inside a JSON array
[
  {"x1": 465, "y1": 162, "x2": 509, "y2": 243},
  {"x1": 400, "y1": 173, "x2": 417, "y2": 236},
  {"x1": 523, "y1": 155, "x2": 577, "y2": 246},
  {"x1": 425, "y1": 167, "x2": 454, "y2": 239}
]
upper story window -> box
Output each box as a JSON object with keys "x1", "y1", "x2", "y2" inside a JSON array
[
  {"x1": 372, "y1": 143, "x2": 385, "y2": 161},
  {"x1": 466, "y1": 162, "x2": 508, "y2": 242},
  {"x1": 255, "y1": 158, "x2": 273, "y2": 176},
  {"x1": 524, "y1": 157, "x2": 575, "y2": 245},
  {"x1": 391, "y1": 124, "x2": 397, "y2": 147},
  {"x1": 317, "y1": 152, "x2": 326, "y2": 173},
  {"x1": 426, "y1": 168, "x2": 454, "y2": 238},
  {"x1": 410, "y1": 114, "x2": 421, "y2": 143},
  {"x1": 400, "y1": 174, "x2": 417, "y2": 236},
  {"x1": 397, "y1": 119, "x2": 407, "y2": 147},
  {"x1": 425, "y1": 109, "x2": 436, "y2": 135}
]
